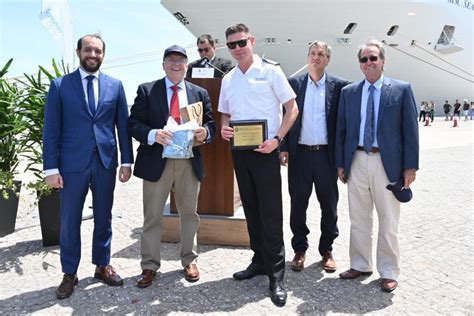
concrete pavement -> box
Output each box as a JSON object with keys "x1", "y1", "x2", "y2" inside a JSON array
[{"x1": 0, "y1": 120, "x2": 472, "y2": 315}]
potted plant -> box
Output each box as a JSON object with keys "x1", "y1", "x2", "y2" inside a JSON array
[
  {"x1": 0, "y1": 58, "x2": 27, "y2": 237},
  {"x1": 19, "y1": 59, "x2": 67, "y2": 246}
]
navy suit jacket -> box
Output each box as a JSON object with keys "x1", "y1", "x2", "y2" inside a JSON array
[
  {"x1": 283, "y1": 72, "x2": 349, "y2": 167},
  {"x1": 186, "y1": 56, "x2": 232, "y2": 79},
  {"x1": 127, "y1": 78, "x2": 215, "y2": 182},
  {"x1": 43, "y1": 69, "x2": 133, "y2": 172},
  {"x1": 335, "y1": 76, "x2": 419, "y2": 182}
]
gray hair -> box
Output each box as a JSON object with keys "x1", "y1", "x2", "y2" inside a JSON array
[
  {"x1": 357, "y1": 39, "x2": 385, "y2": 61},
  {"x1": 308, "y1": 40, "x2": 332, "y2": 59}
]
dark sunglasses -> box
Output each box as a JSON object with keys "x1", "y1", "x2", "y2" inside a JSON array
[
  {"x1": 197, "y1": 48, "x2": 210, "y2": 53},
  {"x1": 359, "y1": 55, "x2": 379, "y2": 63},
  {"x1": 226, "y1": 38, "x2": 249, "y2": 49}
]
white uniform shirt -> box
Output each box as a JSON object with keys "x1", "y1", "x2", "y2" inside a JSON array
[
  {"x1": 218, "y1": 54, "x2": 296, "y2": 139},
  {"x1": 299, "y1": 73, "x2": 328, "y2": 145}
]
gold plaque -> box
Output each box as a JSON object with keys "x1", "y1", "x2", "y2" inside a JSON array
[{"x1": 229, "y1": 120, "x2": 268, "y2": 150}]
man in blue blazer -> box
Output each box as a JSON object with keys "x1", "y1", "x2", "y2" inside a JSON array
[
  {"x1": 335, "y1": 40, "x2": 419, "y2": 292},
  {"x1": 128, "y1": 45, "x2": 215, "y2": 288},
  {"x1": 280, "y1": 41, "x2": 349, "y2": 273},
  {"x1": 43, "y1": 34, "x2": 134, "y2": 299}
]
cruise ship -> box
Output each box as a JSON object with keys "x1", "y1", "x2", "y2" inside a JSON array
[{"x1": 161, "y1": 0, "x2": 473, "y2": 111}]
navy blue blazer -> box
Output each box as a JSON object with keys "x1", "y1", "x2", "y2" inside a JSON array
[
  {"x1": 43, "y1": 70, "x2": 133, "y2": 172},
  {"x1": 127, "y1": 78, "x2": 215, "y2": 182},
  {"x1": 282, "y1": 72, "x2": 349, "y2": 167},
  {"x1": 335, "y1": 76, "x2": 419, "y2": 182}
]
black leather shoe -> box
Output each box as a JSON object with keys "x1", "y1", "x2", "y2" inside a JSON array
[
  {"x1": 233, "y1": 263, "x2": 266, "y2": 280},
  {"x1": 270, "y1": 282, "x2": 287, "y2": 307},
  {"x1": 56, "y1": 274, "x2": 78, "y2": 300}
]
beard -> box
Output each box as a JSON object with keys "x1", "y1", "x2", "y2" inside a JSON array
[{"x1": 80, "y1": 57, "x2": 102, "y2": 73}]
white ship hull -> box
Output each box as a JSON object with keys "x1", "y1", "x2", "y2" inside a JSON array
[{"x1": 162, "y1": 0, "x2": 473, "y2": 111}]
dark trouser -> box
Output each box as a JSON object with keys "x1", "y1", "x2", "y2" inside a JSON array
[
  {"x1": 60, "y1": 151, "x2": 116, "y2": 274},
  {"x1": 232, "y1": 150, "x2": 285, "y2": 283},
  {"x1": 419, "y1": 110, "x2": 425, "y2": 121},
  {"x1": 288, "y1": 146, "x2": 339, "y2": 256}
]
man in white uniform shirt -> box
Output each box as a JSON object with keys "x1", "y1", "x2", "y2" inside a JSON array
[{"x1": 218, "y1": 23, "x2": 298, "y2": 307}]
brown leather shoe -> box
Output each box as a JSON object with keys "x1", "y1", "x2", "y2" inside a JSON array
[
  {"x1": 291, "y1": 251, "x2": 305, "y2": 271},
  {"x1": 137, "y1": 269, "x2": 156, "y2": 288},
  {"x1": 339, "y1": 268, "x2": 373, "y2": 279},
  {"x1": 381, "y1": 278, "x2": 398, "y2": 292},
  {"x1": 184, "y1": 263, "x2": 200, "y2": 282},
  {"x1": 94, "y1": 265, "x2": 124, "y2": 286},
  {"x1": 56, "y1": 274, "x2": 78, "y2": 300},
  {"x1": 322, "y1": 252, "x2": 337, "y2": 273}
]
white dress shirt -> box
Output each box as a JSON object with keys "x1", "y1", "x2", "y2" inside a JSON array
[
  {"x1": 299, "y1": 73, "x2": 328, "y2": 145},
  {"x1": 147, "y1": 78, "x2": 189, "y2": 145},
  {"x1": 78, "y1": 68, "x2": 99, "y2": 112}
]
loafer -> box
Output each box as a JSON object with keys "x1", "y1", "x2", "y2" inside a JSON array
[
  {"x1": 137, "y1": 269, "x2": 156, "y2": 288},
  {"x1": 269, "y1": 281, "x2": 287, "y2": 307},
  {"x1": 290, "y1": 251, "x2": 305, "y2": 271},
  {"x1": 184, "y1": 263, "x2": 200, "y2": 282},
  {"x1": 94, "y1": 265, "x2": 124, "y2": 286},
  {"x1": 56, "y1": 273, "x2": 78, "y2": 300},
  {"x1": 233, "y1": 263, "x2": 266, "y2": 280},
  {"x1": 381, "y1": 278, "x2": 398, "y2": 292},
  {"x1": 339, "y1": 268, "x2": 373, "y2": 279},
  {"x1": 322, "y1": 251, "x2": 337, "y2": 273}
]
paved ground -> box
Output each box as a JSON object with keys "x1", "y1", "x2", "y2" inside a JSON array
[{"x1": 0, "y1": 120, "x2": 473, "y2": 315}]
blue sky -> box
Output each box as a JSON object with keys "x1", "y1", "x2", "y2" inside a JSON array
[{"x1": 0, "y1": 0, "x2": 199, "y2": 103}]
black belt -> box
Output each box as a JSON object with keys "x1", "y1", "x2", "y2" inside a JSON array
[
  {"x1": 298, "y1": 144, "x2": 328, "y2": 151},
  {"x1": 357, "y1": 146, "x2": 380, "y2": 153}
]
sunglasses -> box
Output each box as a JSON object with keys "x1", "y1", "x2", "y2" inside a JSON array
[
  {"x1": 197, "y1": 48, "x2": 210, "y2": 53},
  {"x1": 359, "y1": 55, "x2": 379, "y2": 63},
  {"x1": 226, "y1": 38, "x2": 250, "y2": 49}
]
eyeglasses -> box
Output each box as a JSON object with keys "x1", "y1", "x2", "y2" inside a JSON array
[
  {"x1": 359, "y1": 55, "x2": 379, "y2": 63},
  {"x1": 197, "y1": 48, "x2": 211, "y2": 53},
  {"x1": 226, "y1": 38, "x2": 250, "y2": 49},
  {"x1": 164, "y1": 57, "x2": 187, "y2": 64}
]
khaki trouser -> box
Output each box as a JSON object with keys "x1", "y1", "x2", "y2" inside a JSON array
[
  {"x1": 347, "y1": 151, "x2": 401, "y2": 281},
  {"x1": 140, "y1": 159, "x2": 200, "y2": 271}
]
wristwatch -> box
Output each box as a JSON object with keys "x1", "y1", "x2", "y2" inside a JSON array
[{"x1": 273, "y1": 135, "x2": 283, "y2": 147}]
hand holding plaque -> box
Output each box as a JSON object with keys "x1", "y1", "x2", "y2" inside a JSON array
[{"x1": 229, "y1": 120, "x2": 268, "y2": 150}]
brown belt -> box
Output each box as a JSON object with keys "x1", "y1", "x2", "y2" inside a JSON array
[
  {"x1": 298, "y1": 144, "x2": 328, "y2": 151},
  {"x1": 357, "y1": 146, "x2": 380, "y2": 153}
]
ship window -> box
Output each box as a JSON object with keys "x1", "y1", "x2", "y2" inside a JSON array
[
  {"x1": 437, "y1": 25, "x2": 455, "y2": 45},
  {"x1": 343, "y1": 23, "x2": 357, "y2": 34},
  {"x1": 387, "y1": 25, "x2": 399, "y2": 36}
]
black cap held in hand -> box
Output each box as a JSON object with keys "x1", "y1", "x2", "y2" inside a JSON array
[{"x1": 386, "y1": 178, "x2": 413, "y2": 203}]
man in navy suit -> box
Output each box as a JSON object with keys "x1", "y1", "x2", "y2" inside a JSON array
[
  {"x1": 335, "y1": 40, "x2": 419, "y2": 292},
  {"x1": 128, "y1": 45, "x2": 215, "y2": 288},
  {"x1": 186, "y1": 34, "x2": 232, "y2": 78},
  {"x1": 43, "y1": 34, "x2": 134, "y2": 299},
  {"x1": 280, "y1": 41, "x2": 349, "y2": 273}
]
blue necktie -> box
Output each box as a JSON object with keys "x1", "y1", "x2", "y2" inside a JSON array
[
  {"x1": 86, "y1": 75, "x2": 96, "y2": 116},
  {"x1": 363, "y1": 84, "x2": 375, "y2": 153}
]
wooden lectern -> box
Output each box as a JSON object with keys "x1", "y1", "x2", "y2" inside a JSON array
[{"x1": 163, "y1": 78, "x2": 249, "y2": 246}]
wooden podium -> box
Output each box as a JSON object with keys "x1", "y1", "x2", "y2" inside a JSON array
[{"x1": 162, "y1": 78, "x2": 249, "y2": 246}]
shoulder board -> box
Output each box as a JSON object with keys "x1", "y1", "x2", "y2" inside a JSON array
[{"x1": 262, "y1": 58, "x2": 280, "y2": 66}]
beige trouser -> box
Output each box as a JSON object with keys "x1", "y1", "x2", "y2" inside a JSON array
[
  {"x1": 347, "y1": 151, "x2": 401, "y2": 280},
  {"x1": 140, "y1": 159, "x2": 200, "y2": 271}
]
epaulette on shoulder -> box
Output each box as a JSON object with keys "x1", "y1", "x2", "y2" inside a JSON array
[{"x1": 262, "y1": 58, "x2": 280, "y2": 66}]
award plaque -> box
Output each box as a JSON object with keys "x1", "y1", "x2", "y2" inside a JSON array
[{"x1": 229, "y1": 119, "x2": 267, "y2": 150}]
